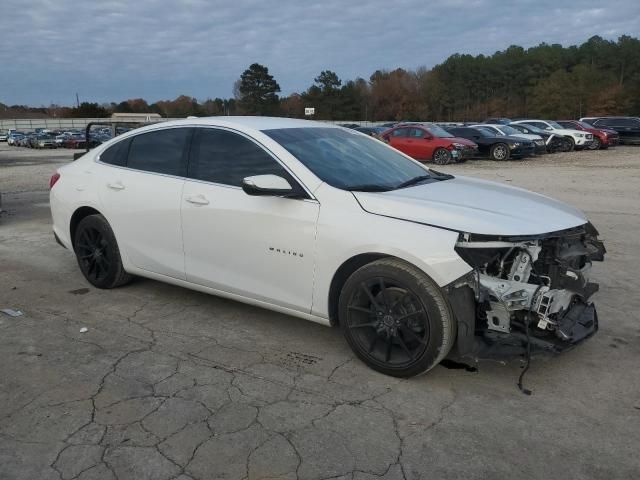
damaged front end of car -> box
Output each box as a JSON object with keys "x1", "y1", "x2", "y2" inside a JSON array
[{"x1": 446, "y1": 223, "x2": 606, "y2": 359}]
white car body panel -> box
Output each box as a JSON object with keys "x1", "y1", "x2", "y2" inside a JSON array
[
  {"x1": 181, "y1": 179, "x2": 320, "y2": 313},
  {"x1": 49, "y1": 116, "x2": 592, "y2": 328},
  {"x1": 512, "y1": 120, "x2": 592, "y2": 145},
  {"x1": 353, "y1": 175, "x2": 587, "y2": 236}
]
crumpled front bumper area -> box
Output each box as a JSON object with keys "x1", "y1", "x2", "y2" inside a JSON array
[{"x1": 447, "y1": 223, "x2": 605, "y2": 360}]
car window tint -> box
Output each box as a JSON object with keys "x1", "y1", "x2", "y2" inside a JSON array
[
  {"x1": 189, "y1": 128, "x2": 290, "y2": 187},
  {"x1": 409, "y1": 128, "x2": 424, "y2": 138},
  {"x1": 615, "y1": 118, "x2": 639, "y2": 126},
  {"x1": 127, "y1": 128, "x2": 190, "y2": 175},
  {"x1": 392, "y1": 128, "x2": 409, "y2": 137},
  {"x1": 99, "y1": 138, "x2": 131, "y2": 167}
]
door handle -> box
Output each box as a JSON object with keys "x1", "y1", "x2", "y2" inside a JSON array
[
  {"x1": 185, "y1": 194, "x2": 210, "y2": 205},
  {"x1": 107, "y1": 182, "x2": 125, "y2": 190}
]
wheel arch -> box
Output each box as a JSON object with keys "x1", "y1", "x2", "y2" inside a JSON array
[
  {"x1": 69, "y1": 206, "x2": 103, "y2": 249},
  {"x1": 327, "y1": 253, "x2": 390, "y2": 326}
]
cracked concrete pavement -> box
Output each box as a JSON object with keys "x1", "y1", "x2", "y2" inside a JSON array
[{"x1": 1, "y1": 143, "x2": 639, "y2": 479}]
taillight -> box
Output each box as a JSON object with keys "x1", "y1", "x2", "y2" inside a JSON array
[{"x1": 49, "y1": 173, "x2": 60, "y2": 189}]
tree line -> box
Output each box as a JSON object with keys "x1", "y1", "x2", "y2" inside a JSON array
[{"x1": 2, "y1": 35, "x2": 638, "y2": 121}]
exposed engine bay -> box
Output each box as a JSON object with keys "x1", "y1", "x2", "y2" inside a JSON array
[{"x1": 450, "y1": 223, "x2": 606, "y2": 357}]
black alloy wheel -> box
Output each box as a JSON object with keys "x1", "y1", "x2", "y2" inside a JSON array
[
  {"x1": 339, "y1": 258, "x2": 455, "y2": 377},
  {"x1": 74, "y1": 214, "x2": 132, "y2": 289}
]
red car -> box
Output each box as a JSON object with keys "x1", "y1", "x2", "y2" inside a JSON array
[
  {"x1": 556, "y1": 120, "x2": 619, "y2": 150},
  {"x1": 382, "y1": 123, "x2": 478, "y2": 164}
]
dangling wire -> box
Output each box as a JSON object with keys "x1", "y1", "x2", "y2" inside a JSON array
[{"x1": 518, "y1": 283, "x2": 544, "y2": 395}]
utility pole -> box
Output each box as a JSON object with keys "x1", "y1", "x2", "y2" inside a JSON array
[{"x1": 76, "y1": 93, "x2": 80, "y2": 108}]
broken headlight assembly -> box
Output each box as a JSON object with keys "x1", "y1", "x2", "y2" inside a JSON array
[{"x1": 453, "y1": 223, "x2": 606, "y2": 356}]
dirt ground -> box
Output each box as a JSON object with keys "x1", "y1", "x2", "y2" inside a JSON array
[{"x1": 1, "y1": 142, "x2": 639, "y2": 480}]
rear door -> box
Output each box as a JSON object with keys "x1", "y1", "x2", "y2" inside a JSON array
[
  {"x1": 387, "y1": 128, "x2": 411, "y2": 156},
  {"x1": 407, "y1": 128, "x2": 431, "y2": 160},
  {"x1": 181, "y1": 127, "x2": 319, "y2": 313},
  {"x1": 97, "y1": 127, "x2": 191, "y2": 279}
]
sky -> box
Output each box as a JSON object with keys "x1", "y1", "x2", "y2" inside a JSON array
[{"x1": 1, "y1": 0, "x2": 639, "y2": 107}]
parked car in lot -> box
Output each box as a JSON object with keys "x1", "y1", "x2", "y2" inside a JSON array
[
  {"x1": 580, "y1": 117, "x2": 640, "y2": 145},
  {"x1": 511, "y1": 120, "x2": 592, "y2": 151},
  {"x1": 483, "y1": 117, "x2": 513, "y2": 125},
  {"x1": 471, "y1": 124, "x2": 546, "y2": 154},
  {"x1": 34, "y1": 134, "x2": 57, "y2": 149},
  {"x1": 49, "y1": 117, "x2": 605, "y2": 377},
  {"x1": 7, "y1": 132, "x2": 25, "y2": 146},
  {"x1": 442, "y1": 125, "x2": 534, "y2": 160},
  {"x1": 63, "y1": 133, "x2": 87, "y2": 149},
  {"x1": 556, "y1": 120, "x2": 619, "y2": 150},
  {"x1": 354, "y1": 126, "x2": 388, "y2": 139},
  {"x1": 507, "y1": 123, "x2": 568, "y2": 152},
  {"x1": 0, "y1": 131, "x2": 8, "y2": 142},
  {"x1": 381, "y1": 123, "x2": 478, "y2": 165}
]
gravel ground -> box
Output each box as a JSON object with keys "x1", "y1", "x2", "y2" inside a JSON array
[{"x1": 1, "y1": 142, "x2": 639, "y2": 480}]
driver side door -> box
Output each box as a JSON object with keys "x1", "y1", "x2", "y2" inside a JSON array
[{"x1": 181, "y1": 127, "x2": 320, "y2": 314}]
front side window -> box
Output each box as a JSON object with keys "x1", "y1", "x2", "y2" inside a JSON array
[
  {"x1": 264, "y1": 127, "x2": 433, "y2": 191},
  {"x1": 127, "y1": 128, "x2": 190, "y2": 176},
  {"x1": 409, "y1": 128, "x2": 425, "y2": 138},
  {"x1": 189, "y1": 128, "x2": 290, "y2": 187}
]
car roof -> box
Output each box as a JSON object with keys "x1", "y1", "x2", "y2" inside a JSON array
[{"x1": 134, "y1": 116, "x2": 335, "y2": 132}]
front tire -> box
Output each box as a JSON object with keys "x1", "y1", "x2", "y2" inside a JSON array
[
  {"x1": 562, "y1": 137, "x2": 575, "y2": 152},
  {"x1": 490, "y1": 143, "x2": 510, "y2": 161},
  {"x1": 432, "y1": 148, "x2": 452, "y2": 165},
  {"x1": 338, "y1": 258, "x2": 455, "y2": 377},
  {"x1": 73, "y1": 214, "x2": 132, "y2": 289},
  {"x1": 588, "y1": 137, "x2": 601, "y2": 150}
]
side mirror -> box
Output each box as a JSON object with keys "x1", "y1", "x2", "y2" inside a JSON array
[
  {"x1": 242, "y1": 174, "x2": 293, "y2": 197},
  {"x1": 545, "y1": 127, "x2": 552, "y2": 131}
]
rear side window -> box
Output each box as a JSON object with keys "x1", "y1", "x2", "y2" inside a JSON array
[
  {"x1": 188, "y1": 128, "x2": 290, "y2": 187},
  {"x1": 127, "y1": 128, "x2": 191, "y2": 176},
  {"x1": 99, "y1": 138, "x2": 131, "y2": 167},
  {"x1": 392, "y1": 128, "x2": 409, "y2": 137}
]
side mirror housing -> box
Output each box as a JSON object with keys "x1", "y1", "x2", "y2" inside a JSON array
[{"x1": 242, "y1": 174, "x2": 294, "y2": 197}]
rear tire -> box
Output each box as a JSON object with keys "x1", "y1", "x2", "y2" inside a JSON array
[
  {"x1": 338, "y1": 258, "x2": 455, "y2": 377},
  {"x1": 432, "y1": 148, "x2": 452, "y2": 165},
  {"x1": 490, "y1": 143, "x2": 510, "y2": 161},
  {"x1": 73, "y1": 214, "x2": 132, "y2": 289}
]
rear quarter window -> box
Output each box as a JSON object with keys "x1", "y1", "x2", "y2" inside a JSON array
[{"x1": 99, "y1": 138, "x2": 131, "y2": 167}]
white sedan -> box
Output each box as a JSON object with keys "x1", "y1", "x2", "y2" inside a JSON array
[{"x1": 50, "y1": 117, "x2": 605, "y2": 377}]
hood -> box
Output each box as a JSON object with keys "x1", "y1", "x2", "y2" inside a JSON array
[
  {"x1": 552, "y1": 127, "x2": 587, "y2": 137},
  {"x1": 353, "y1": 175, "x2": 587, "y2": 236},
  {"x1": 509, "y1": 133, "x2": 542, "y2": 141},
  {"x1": 450, "y1": 137, "x2": 477, "y2": 147}
]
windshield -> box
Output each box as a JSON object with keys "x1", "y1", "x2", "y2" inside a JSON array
[
  {"x1": 474, "y1": 127, "x2": 494, "y2": 137},
  {"x1": 575, "y1": 121, "x2": 593, "y2": 129},
  {"x1": 423, "y1": 124, "x2": 454, "y2": 138},
  {"x1": 497, "y1": 125, "x2": 521, "y2": 136},
  {"x1": 264, "y1": 127, "x2": 437, "y2": 191},
  {"x1": 547, "y1": 121, "x2": 563, "y2": 129},
  {"x1": 513, "y1": 124, "x2": 544, "y2": 135}
]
